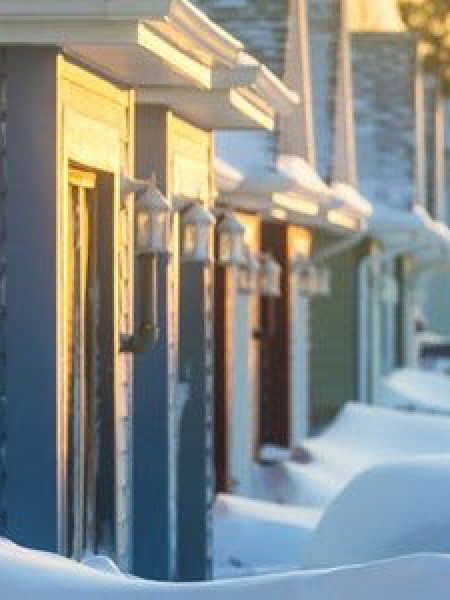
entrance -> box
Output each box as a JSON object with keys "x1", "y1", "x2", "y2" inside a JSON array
[{"x1": 66, "y1": 168, "x2": 115, "y2": 560}]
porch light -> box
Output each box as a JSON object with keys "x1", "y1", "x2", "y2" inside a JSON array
[
  {"x1": 298, "y1": 263, "x2": 316, "y2": 296},
  {"x1": 259, "y1": 253, "x2": 281, "y2": 297},
  {"x1": 181, "y1": 203, "x2": 216, "y2": 264},
  {"x1": 316, "y1": 267, "x2": 331, "y2": 296},
  {"x1": 135, "y1": 186, "x2": 171, "y2": 256},
  {"x1": 217, "y1": 212, "x2": 246, "y2": 267},
  {"x1": 238, "y1": 247, "x2": 260, "y2": 295},
  {"x1": 297, "y1": 262, "x2": 331, "y2": 297},
  {"x1": 121, "y1": 182, "x2": 171, "y2": 353}
]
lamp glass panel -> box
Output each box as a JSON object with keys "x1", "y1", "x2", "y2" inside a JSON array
[
  {"x1": 136, "y1": 211, "x2": 150, "y2": 254},
  {"x1": 219, "y1": 231, "x2": 232, "y2": 264}
]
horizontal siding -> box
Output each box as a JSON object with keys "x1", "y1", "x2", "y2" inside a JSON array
[{"x1": 309, "y1": 232, "x2": 366, "y2": 427}]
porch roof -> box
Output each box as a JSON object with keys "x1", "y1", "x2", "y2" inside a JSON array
[
  {"x1": 369, "y1": 203, "x2": 450, "y2": 259},
  {"x1": 0, "y1": 0, "x2": 298, "y2": 130},
  {"x1": 214, "y1": 155, "x2": 369, "y2": 233}
]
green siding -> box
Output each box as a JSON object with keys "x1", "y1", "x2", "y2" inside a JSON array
[{"x1": 309, "y1": 232, "x2": 366, "y2": 427}]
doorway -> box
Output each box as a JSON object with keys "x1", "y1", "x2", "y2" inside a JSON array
[{"x1": 66, "y1": 167, "x2": 115, "y2": 560}]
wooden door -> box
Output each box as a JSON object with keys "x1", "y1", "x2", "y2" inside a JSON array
[
  {"x1": 260, "y1": 222, "x2": 290, "y2": 448},
  {"x1": 66, "y1": 168, "x2": 115, "y2": 560}
]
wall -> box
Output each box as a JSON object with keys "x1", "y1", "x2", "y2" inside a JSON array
[
  {"x1": 169, "y1": 115, "x2": 214, "y2": 582},
  {"x1": 0, "y1": 49, "x2": 6, "y2": 536},
  {"x1": 4, "y1": 50, "x2": 134, "y2": 564},
  {"x1": 309, "y1": 232, "x2": 366, "y2": 427}
]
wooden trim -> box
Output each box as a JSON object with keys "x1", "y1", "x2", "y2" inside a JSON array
[
  {"x1": 68, "y1": 168, "x2": 96, "y2": 189},
  {"x1": 57, "y1": 57, "x2": 133, "y2": 569}
]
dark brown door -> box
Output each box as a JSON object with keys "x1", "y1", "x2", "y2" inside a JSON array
[{"x1": 259, "y1": 222, "x2": 290, "y2": 449}]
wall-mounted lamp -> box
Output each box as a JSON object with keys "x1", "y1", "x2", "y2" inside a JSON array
[
  {"x1": 259, "y1": 253, "x2": 282, "y2": 298},
  {"x1": 181, "y1": 203, "x2": 216, "y2": 264},
  {"x1": 216, "y1": 212, "x2": 246, "y2": 267},
  {"x1": 120, "y1": 177, "x2": 171, "y2": 353},
  {"x1": 296, "y1": 261, "x2": 331, "y2": 297},
  {"x1": 238, "y1": 246, "x2": 260, "y2": 295}
]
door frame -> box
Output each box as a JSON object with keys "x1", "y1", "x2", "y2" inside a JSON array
[{"x1": 57, "y1": 104, "x2": 124, "y2": 559}]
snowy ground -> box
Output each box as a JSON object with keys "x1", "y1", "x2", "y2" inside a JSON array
[
  {"x1": 381, "y1": 367, "x2": 450, "y2": 415},
  {"x1": 214, "y1": 398, "x2": 450, "y2": 577},
  {"x1": 2, "y1": 538, "x2": 450, "y2": 599}
]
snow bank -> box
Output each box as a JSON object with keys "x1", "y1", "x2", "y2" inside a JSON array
[
  {"x1": 2, "y1": 538, "x2": 450, "y2": 599},
  {"x1": 213, "y1": 494, "x2": 320, "y2": 577},
  {"x1": 304, "y1": 457, "x2": 450, "y2": 570},
  {"x1": 381, "y1": 368, "x2": 450, "y2": 415},
  {"x1": 250, "y1": 403, "x2": 450, "y2": 509}
]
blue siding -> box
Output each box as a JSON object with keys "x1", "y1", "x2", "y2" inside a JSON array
[
  {"x1": 5, "y1": 48, "x2": 59, "y2": 551},
  {"x1": 133, "y1": 106, "x2": 172, "y2": 580}
]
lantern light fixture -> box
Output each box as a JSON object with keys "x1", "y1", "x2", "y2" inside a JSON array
[
  {"x1": 121, "y1": 177, "x2": 172, "y2": 353},
  {"x1": 181, "y1": 202, "x2": 216, "y2": 264},
  {"x1": 295, "y1": 260, "x2": 331, "y2": 297},
  {"x1": 217, "y1": 212, "x2": 246, "y2": 267},
  {"x1": 238, "y1": 246, "x2": 260, "y2": 295},
  {"x1": 135, "y1": 185, "x2": 172, "y2": 256},
  {"x1": 259, "y1": 253, "x2": 281, "y2": 298}
]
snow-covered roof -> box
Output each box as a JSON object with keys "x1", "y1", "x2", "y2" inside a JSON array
[
  {"x1": 331, "y1": 182, "x2": 372, "y2": 219},
  {"x1": 369, "y1": 203, "x2": 450, "y2": 259},
  {"x1": 215, "y1": 154, "x2": 369, "y2": 232}
]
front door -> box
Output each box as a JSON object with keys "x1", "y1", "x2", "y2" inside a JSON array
[{"x1": 66, "y1": 168, "x2": 115, "y2": 560}]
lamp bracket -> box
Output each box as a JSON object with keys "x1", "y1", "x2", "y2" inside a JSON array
[{"x1": 120, "y1": 322, "x2": 159, "y2": 354}]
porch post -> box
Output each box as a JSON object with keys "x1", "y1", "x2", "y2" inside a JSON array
[
  {"x1": 132, "y1": 105, "x2": 175, "y2": 580},
  {"x1": 5, "y1": 47, "x2": 59, "y2": 550},
  {"x1": 177, "y1": 261, "x2": 214, "y2": 581}
]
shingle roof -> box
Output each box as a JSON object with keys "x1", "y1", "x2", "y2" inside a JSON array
[
  {"x1": 352, "y1": 33, "x2": 416, "y2": 211},
  {"x1": 194, "y1": 0, "x2": 288, "y2": 77}
]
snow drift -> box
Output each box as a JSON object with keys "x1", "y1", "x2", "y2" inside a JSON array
[
  {"x1": 304, "y1": 457, "x2": 450, "y2": 569},
  {"x1": 250, "y1": 402, "x2": 450, "y2": 509},
  {"x1": 381, "y1": 368, "x2": 450, "y2": 415},
  {"x1": 2, "y1": 538, "x2": 450, "y2": 599}
]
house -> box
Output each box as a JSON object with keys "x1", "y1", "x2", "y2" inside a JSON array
[
  {"x1": 0, "y1": 0, "x2": 295, "y2": 583},
  {"x1": 196, "y1": 0, "x2": 371, "y2": 496},
  {"x1": 347, "y1": 0, "x2": 450, "y2": 406}
]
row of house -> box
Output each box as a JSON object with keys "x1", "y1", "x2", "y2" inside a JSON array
[
  {"x1": 0, "y1": 0, "x2": 449, "y2": 587},
  {"x1": 201, "y1": 0, "x2": 450, "y2": 502}
]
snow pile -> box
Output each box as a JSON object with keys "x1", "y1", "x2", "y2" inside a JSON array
[
  {"x1": 304, "y1": 457, "x2": 450, "y2": 569},
  {"x1": 213, "y1": 494, "x2": 320, "y2": 577},
  {"x1": 2, "y1": 538, "x2": 450, "y2": 599},
  {"x1": 250, "y1": 403, "x2": 450, "y2": 509},
  {"x1": 381, "y1": 368, "x2": 450, "y2": 415}
]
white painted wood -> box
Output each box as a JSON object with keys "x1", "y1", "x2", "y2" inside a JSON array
[
  {"x1": 290, "y1": 270, "x2": 310, "y2": 445},
  {"x1": 229, "y1": 270, "x2": 253, "y2": 495},
  {"x1": 357, "y1": 255, "x2": 370, "y2": 405}
]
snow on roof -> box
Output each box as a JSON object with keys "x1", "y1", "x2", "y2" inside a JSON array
[
  {"x1": 331, "y1": 182, "x2": 372, "y2": 218},
  {"x1": 214, "y1": 158, "x2": 244, "y2": 193},
  {"x1": 2, "y1": 537, "x2": 450, "y2": 599},
  {"x1": 369, "y1": 203, "x2": 450, "y2": 254}
]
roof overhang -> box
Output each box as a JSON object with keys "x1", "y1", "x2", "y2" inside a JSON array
[
  {"x1": 214, "y1": 156, "x2": 368, "y2": 233},
  {"x1": 370, "y1": 203, "x2": 450, "y2": 261},
  {"x1": 0, "y1": 0, "x2": 298, "y2": 130}
]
